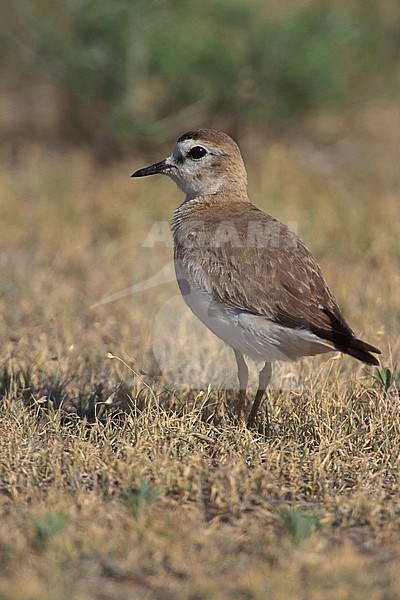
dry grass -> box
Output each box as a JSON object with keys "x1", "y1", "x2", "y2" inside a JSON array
[{"x1": 0, "y1": 104, "x2": 399, "y2": 599}]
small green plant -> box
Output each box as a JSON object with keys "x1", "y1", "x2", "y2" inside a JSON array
[
  {"x1": 123, "y1": 480, "x2": 159, "y2": 513},
  {"x1": 373, "y1": 365, "x2": 398, "y2": 393},
  {"x1": 278, "y1": 506, "x2": 320, "y2": 547},
  {"x1": 31, "y1": 511, "x2": 67, "y2": 551}
]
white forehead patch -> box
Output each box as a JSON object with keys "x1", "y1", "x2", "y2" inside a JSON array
[{"x1": 174, "y1": 139, "x2": 219, "y2": 158}]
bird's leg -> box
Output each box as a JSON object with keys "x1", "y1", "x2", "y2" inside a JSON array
[
  {"x1": 234, "y1": 350, "x2": 249, "y2": 422},
  {"x1": 248, "y1": 362, "x2": 272, "y2": 427}
]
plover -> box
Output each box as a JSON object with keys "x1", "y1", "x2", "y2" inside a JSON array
[{"x1": 132, "y1": 129, "x2": 380, "y2": 425}]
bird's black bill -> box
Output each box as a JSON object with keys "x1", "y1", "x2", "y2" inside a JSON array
[{"x1": 131, "y1": 159, "x2": 167, "y2": 178}]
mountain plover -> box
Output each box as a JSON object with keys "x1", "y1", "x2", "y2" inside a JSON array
[{"x1": 132, "y1": 129, "x2": 380, "y2": 425}]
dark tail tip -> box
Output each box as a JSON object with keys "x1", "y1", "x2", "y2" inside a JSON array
[{"x1": 346, "y1": 338, "x2": 381, "y2": 366}]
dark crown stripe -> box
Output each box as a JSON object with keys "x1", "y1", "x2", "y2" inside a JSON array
[{"x1": 177, "y1": 130, "x2": 205, "y2": 143}]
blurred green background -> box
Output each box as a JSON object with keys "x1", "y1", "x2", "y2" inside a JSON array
[{"x1": 1, "y1": 0, "x2": 399, "y2": 159}]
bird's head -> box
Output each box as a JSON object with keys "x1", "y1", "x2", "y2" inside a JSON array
[{"x1": 132, "y1": 129, "x2": 248, "y2": 199}]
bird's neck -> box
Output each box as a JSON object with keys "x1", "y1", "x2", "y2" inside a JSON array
[{"x1": 172, "y1": 191, "x2": 250, "y2": 242}]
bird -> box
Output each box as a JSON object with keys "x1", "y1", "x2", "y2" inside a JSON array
[{"x1": 132, "y1": 129, "x2": 380, "y2": 426}]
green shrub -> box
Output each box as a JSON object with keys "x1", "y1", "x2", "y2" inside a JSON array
[{"x1": 1, "y1": 0, "x2": 399, "y2": 153}]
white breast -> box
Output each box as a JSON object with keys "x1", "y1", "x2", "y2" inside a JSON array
[{"x1": 175, "y1": 262, "x2": 333, "y2": 363}]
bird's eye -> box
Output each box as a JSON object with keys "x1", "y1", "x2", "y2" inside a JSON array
[{"x1": 189, "y1": 146, "x2": 207, "y2": 160}]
